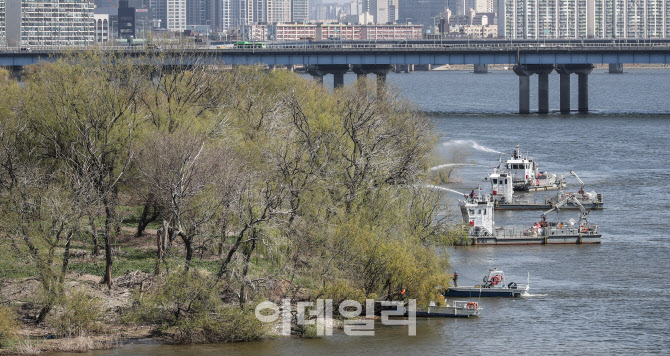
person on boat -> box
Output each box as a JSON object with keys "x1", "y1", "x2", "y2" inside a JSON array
[
  {"x1": 539, "y1": 216, "x2": 548, "y2": 228},
  {"x1": 453, "y1": 272, "x2": 458, "y2": 287},
  {"x1": 469, "y1": 190, "x2": 475, "y2": 199}
]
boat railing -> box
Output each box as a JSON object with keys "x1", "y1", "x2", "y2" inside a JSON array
[
  {"x1": 512, "y1": 195, "x2": 536, "y2": 204},
  {"x1": 494, "y1": 224, "x2": 599, "y2": 238},
  {"x1": 493, "y1": 226, "x2": 527, "y2": 239}
]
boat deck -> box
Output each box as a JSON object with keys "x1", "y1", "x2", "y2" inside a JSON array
[{"x1": 470, "y1": 225, "x2": 601, "y2": 245}]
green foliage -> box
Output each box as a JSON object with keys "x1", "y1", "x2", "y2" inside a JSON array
[
  {"x1": 47, "y1": 290, "x2": 105, "y2": 337},
  {"x1": 126, "y1": 268, "x2": 266, "y2": 343},
  {"x1": 0, "y1": 306, "x2": 19, "y2": 348},
  {"x1": 315, "y1": 279, "x2": 367, "y2": 306},
  {"x1": 0, "y1": 52, "x2": 461, "y2": 340},
  {"x1": 173, "y1": 305, "x2": 266, "y2": 344}
]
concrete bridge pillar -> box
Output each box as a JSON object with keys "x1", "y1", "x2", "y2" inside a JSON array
[
  {"x1": 555, "y1": 64, "x2": 594, "y2": 114},
  {"x1": 578, "y1": 72, "x2": 589, "y2": 113},
  {"x1": 516, "y1": 72, "x2": 531, "y2": 114},
  {"x1": 559, "y1": 72, "x2": 571, "y2": 114},
  {"x1": 307, "y1": 64, "x2": 350, "y2": 89},
  {"x1": 555, "y1": 65, "x2": 573, "y2": 114},
  {"x1": 514, "y1": 64, "x2": 554, "y2": 114},
  {"x1": 333, "y1": 72, "x2": 345, "y2": 88},
  {"x1": 351, "y1": 64, "x2": 392, "y2": 94},
  {"x1": 3, "y1": 66, "x2": 23, "y2": 81},
  {"x1": 474, "y1": 64, "x2": 488, "y2": 74},
  {"x1": 306, "y1": 66, "x2": 323, "y2": 85},
  {"x1": 609, "y1": 63, "x2": 624, "y2": 74},
  {"x1": 536, "y1": 66, "x2": 554, "y2": 114}
]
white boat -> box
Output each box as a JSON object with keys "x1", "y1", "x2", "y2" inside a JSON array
[
  {"x1": 494, "y1": 144, "x2": 565, "y2": 191},
  {"x1": 488, "y1": 169, "x2": 604, "y2": 210},
  {"x1": 459, "y1": 187, "x2": 601, "y2": 245},
  {"x1": 444, "y1": 269, "x2": 529, "y2": 298},
  {"x1": 415, "y1": 300, "x2": 482, "y2": 318}
]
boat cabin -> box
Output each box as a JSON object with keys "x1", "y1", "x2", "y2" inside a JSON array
[
  {"x1": 460, "y1": 187, "x2": 494, "y2": 236},
  {"x1": 482, "y1": 268, "x2": 506, "y2": 288},
  {"x1": 504, "y1": 144, "x2": 539, "y2": 187},
  {"x1": 488, "y1": 169, "x2": 513, "y2": 203}
]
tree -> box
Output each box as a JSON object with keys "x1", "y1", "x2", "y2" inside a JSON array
[
  {"x1": 137, "y1": 129, "x2": 242, "y2": 272},
  {"x1": 0, "y1": 112, "x2": 87, "y2": 323},
  {"x1": 22, "y1": 52, "x2": 145, "y2": 288}
]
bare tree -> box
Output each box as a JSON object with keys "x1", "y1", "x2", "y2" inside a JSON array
[{"x1": 22, "y1": 53, "x2": 144, "y2": 288}]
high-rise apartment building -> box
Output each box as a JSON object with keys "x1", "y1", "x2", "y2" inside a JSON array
[
  {"x1": 292, "y1": 0, "x2": 308, "y2": 22},
  {"x1": 267, "y1": 0, "x2": 291, "y2": 23},
  {"x1": 166, "y1": 0, "x2": 186, "y2": 30},
  {"x1": 5, "y1": 0, "x2": 95, "y2": 46},
  {"x1": 0, "y1": 1, "x2": 5, "y2": 46},
  {"x1": 498, "y1": 0, "x2": 669, "y2": 39},
  {"x1": 151, "y1": 0, "x2": 185, "y2": 30},
  {"x1": 397, "y1": 0, "x2": 446, "y2": 28}
]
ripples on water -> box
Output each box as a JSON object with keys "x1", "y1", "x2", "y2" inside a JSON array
[{"x1": 68, "y1": 70, "x2": 670, "y2": 356}]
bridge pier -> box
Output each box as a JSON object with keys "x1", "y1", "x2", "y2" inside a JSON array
[
  {"x1": 518, "y1": 74, "x2": 530, "y2": 114},
  {"x1": 2, "y1": 66, "x2": 23, "y2": 81},
  {"x1": 559, "y1": 71, "x2": 571, "y2": 114},
  {"x1": 307, "y1": 65, "x2": 350, "y2": 88},
  {"x1": 578, "y1": 72, "x2": 589, "y2": 113},
  {"x1": 513, "y1": 64, "x2": 554, "y2": 114},
  {"x1": 306, "y1": 67, "x2": 324, "y2": 85},
  {"x1": 474, "y1": 64, "x2": 488, "y2": 74},
  {"x1": 555, "y1": 66, "x2": 572, "y2": 114},
  {"x1": 333, "y1": 72, "x2": 345, "y2": 88},
  {"x1": 351, "y1": 64, "x2": 392, "y2": 93},
  {"x1": 555, "y1": 64, "x2": 594, "y2": 114},
  {"x1": 537, "y1": 68, "x2": 552, "y2": 114},
  {"x1": 609, "y1": 63, "x2": 624, "y2": 74}
]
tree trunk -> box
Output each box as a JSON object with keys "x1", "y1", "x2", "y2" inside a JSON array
[
  {"x1": 217, "y1": 226, "x2": 248, "y2": 279},
  {"x1": 88, "y1": 214, "x2": 100, "y2": 256},
  {"x1": 155, "y1": 219, "x2": 168, "y2": 275},
  {"x1": 182, "y1": 232, "x2": 193, "y2": 271},
  {"x1": 101, "y1": 199, "x2": 114, "y2": 289},
  {"x1": 239, "y1": 235, "x2": 257, "y2": 306},
  {"x1": 137, "y1": 199, "x2": 159, "y2": 237}
]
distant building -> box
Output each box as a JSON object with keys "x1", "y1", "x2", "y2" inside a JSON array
[
  {"x1": 267, "y1": 0, "x2": 292, "y2": 23},
  {"x1": 265, "y1": 23, "x2": 422, "y2": 41},
  {"x1": 359, "y1": 24, "x2": 423, "y2": 39},
  {"x1": 397, "y1": 0, "x2": 446, "y2": 29},
  {"x1": 498, "y1": 0, "x2": 669, "y2": 39},
  {"x1": 0, "y1": 1, "x2": 5, "y2": 46},
  {"x1": 94, "y1": 14, "x2": 111, "y2": 44},
  {"x1": 241, "y1": 23, "x2": 269, "y2": 41},
  {"x1": 292, "y1": 0, "x2": 309, "y2": 22},
  {"x1": 119, "y1": 0, "x2": 136, "y2": 39},
  {"x1": 439, "y1": 8, "x2": 496, "y2": 38},
  {"x1": 5, "y1": 0, "x2": 95, "y2": 47},
  {"x1": 152, "y1": 0, "x2": 185, "y2": 31}
]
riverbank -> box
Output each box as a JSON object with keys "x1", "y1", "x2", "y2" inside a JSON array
[{"x1": 1, "y1": 267, "x2": 290, "y2": 354}]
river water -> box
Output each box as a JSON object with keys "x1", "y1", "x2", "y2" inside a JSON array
[{"x1": 71, "y1": 69, "x2": 670, "y2": 355}]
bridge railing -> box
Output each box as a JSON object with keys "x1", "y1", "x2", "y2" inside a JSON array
[{"x1": 2, "y1": 42, "x2": 669, "y2": 53}]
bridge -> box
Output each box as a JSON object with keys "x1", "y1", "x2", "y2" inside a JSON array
[{"x1": 2, "y1": 41, "x2": 669, "y2": 114}]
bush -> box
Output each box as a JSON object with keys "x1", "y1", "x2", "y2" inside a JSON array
[
  {"x1": 48, "y1": 290, "x2": 104, "y2": 337},
  {"x1": 0, "y1": 305, "x2": 19, "y2": 347},
  {"x1": 174, "y1": 306, "x2": 266, "y2": 344},
  {"x1": 315, "y1": 279, "x2": 367, "y2": 308},
  {"x1": 126, "y1": 268, "x2": 266, "y2": 344}
]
